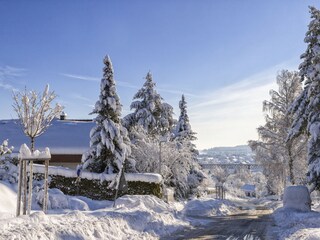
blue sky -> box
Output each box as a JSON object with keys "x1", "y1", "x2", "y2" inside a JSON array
[{"x1": 0, "y1": 1, "x2": 318, "y2": 149}]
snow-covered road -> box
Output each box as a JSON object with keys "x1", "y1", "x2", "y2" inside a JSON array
[{"x1": 164, "y1": 201, "x2": 276, "y2": 240}]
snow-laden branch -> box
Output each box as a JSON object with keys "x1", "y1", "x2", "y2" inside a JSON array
[{"x1": 12, "y1": 84, "x2": 63, "y2": 151}]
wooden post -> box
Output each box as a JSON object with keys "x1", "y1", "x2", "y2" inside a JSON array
[
  {"x1": 16, "y1": 156, "x2": 50, "y2": 217},
  {"x1": 16, "y1": 158, "x2": 23, "y2": 217},
  {"x1": 22, "y1": 160, "x2": 27, "y2": 215},
  {"x1": 216, "y1": 185, "x2": 218, "y2": 199},
  {"x1": 27, "y1": 160, "x2": 33, "y2": 215},
  {"x1": 43, "y1": 159, "x2": 49, "y2": 213}
]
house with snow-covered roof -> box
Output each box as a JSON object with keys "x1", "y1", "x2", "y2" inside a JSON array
[
  {"x1": 241, "y1": 184, "x2": 256, "y2": 197},
  {"x1": 0, "y1": 117, "x2": 94, "y2": 169}
]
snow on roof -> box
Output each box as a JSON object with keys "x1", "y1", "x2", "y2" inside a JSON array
[
  {"x1": 0, "y1": 119, "x2": 94, "y2": 154},
  {"x1": 241, "y1": 184, "x2": 255, "y2": 192}
]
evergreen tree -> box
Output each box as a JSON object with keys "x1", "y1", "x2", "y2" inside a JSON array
[
  {"x1": 82, "y1": 55, "x2": 131, "y2": 175},
  {"x1": 174, "y1": 94, "x2": 197, "y2": 152},
  {"x1": 123, "y1": 72, "x2": 174, "y2": 137},
  {"x1": 250, "y1": 70, "x2": 307, "y2": 194},
  {"x1": 288, "y1": 7, "x2": 320, "y2": 192}
]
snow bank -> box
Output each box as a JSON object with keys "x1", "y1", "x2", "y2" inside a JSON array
[
  {"x1": 0, "y1": 181, "x2": 17, "y2": 219},
  {"x1": 283, "y1": 186, "x2": 311, "y2": 212},
  {"x1": 0, "y1": 192, "x2": 188, "y2": 240},
  {"x1": 33, "y1": 164, "x2": 162, "y2": 183},
  {"x1": 183, "y1": 198, "x2": 237, "y2": 217},
  {"x1": 273, "y1": 207, "x2": 320, "y2": 240}
]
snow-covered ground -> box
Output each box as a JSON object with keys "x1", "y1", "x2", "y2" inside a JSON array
[
  {"x1": 3, "y1": 179, "x2": 320, "y2": 239},
  {"x1": 0, "y1": 181, "x2": 237, "y2": 240},
  {"x1": 272, "y1": 203, "x2": 320, "y2": 240}
]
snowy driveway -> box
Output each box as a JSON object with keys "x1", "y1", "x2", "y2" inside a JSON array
[{"x1": 165, "y1": 204, "x2": 275, "y2": 240}]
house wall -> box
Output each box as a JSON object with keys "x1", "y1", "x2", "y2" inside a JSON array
[{"x1": 50, "y1": 154, "x2": 81, "y2": 169}]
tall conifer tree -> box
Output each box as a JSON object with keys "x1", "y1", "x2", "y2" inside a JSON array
[
  {"x1": 123, "y1": 72, "x2": 174, "y2": 137},
  {"x1": 82, "y1": 56, "x2": 131, "y2": 175},
  {"x1": 288, "y1": 7, "x2": 320, "y2": 191}
]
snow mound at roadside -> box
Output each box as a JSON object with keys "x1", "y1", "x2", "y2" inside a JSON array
[
  {"x1": 115, "y1": 194, "x2": 172, "y2": 213},
  {"x1": 183, "y1": 198, "x2": 237, "y2": 217},
  {"x1": 0, "y1": 181, "x2": 17, "y2": 219},
  {"x1": 112, "y1": 195, "x2": 188, "y2": 236},
  {"x1": 273, "y1": 207, "x2": 320, "y2": 240},
  {"x1": 0, "y1": 194, "x2": 189, "y2": 239}
]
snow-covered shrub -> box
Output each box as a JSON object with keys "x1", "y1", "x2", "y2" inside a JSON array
[
  {"x1": 283, "y1": 185, "x2": 311, "y2": 212},
  {"x1": 33, "y1": 168, "x2": 163, "y2": 201},
  {"x1": 0, "y1": 156, "x2": 19, "y2": 183},
  {"x1": 34, "y1": 187, "x2": 90, "y2": 210},
  {"x1": 0, "y1": 140, "x2": 17, "y2": 183},
  {"x1": 0, "y1": 139, "x2": 13, "y2": 156},
  {"x1": 130, "y1": 126, "x2": 159, "y2": 173}
]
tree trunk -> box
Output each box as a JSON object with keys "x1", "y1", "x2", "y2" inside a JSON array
[
  {"x1": 287, "y1": 142, "x2": 295, "y2": 185},
  {"x1": 31, "y1": 137, "x2": 35, "y2": 153}
]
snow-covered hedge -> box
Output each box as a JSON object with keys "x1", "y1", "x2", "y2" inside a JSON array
[{"x1": 33, "y1": 165, "x2": 163, "y2": 200}]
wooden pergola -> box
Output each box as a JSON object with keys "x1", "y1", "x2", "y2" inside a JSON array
[{"x1": 16, "y1": 156, "x2": 50, "y2": 216}]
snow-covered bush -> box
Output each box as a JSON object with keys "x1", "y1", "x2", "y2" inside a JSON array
[
  {"x1": 0, "y1": 156, "x2": 19, "y2": 183},
  {"x1": 130, "y1": 126, "x2": 159, "y2": 173},
  {"x1": 0, "y1": 140, "x2": 17, "y2": 183},
  {"x1": 0, "y1": 139, "x2": 13, "y2": 156}
]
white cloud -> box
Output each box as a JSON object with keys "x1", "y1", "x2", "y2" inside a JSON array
[
  {"x1": 60, "y1": 73, "x2": 100, "y2": 82},
  {"x1": 0, "y1": 65, "x2": 26, "y2": 91},
  {"x1": 70, "y1": 93, "x2": 93, "y2": 103},
  {"x1": 62, "y1": 72, "x2": 199, "y2": 97},
  {"x1": 189, "y1": 62, "x2": 297, "y2": 149},
  {"x1": 157, "y1": 87, "x2": 200, "y2": 98},
  {"x1": 61, "y1": 73, "x2": 139, "y2": 89}
]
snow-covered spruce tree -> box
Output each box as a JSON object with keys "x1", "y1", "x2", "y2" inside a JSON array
[
  {"x1": 171, "y1": 94, "x2": 206, "y2": 197},
  {"x1": 173, "y1": 94, "x2": 198, "y2": 152},
  {"x1": 123, "y1": 72, "x2": 174, "y2": 138},
  {"x1": 288, "y1": 7, "x2": 320, "y2": 192},
  {"x1": 82, "y1": 56, "x2": 132, "y2": 177},
  {"x1": 249, "y1": 70, "x2": 307, "y2": 194},
  {"x1": 12, "y1": 85, "x2": 63, "y2": 152}
]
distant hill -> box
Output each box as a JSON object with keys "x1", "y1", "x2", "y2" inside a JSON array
[{"x1": 198, "y1": 145, "x2": 254, "y2": 164}]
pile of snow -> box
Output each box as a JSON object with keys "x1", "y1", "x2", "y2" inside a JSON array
[
  {"x1": 283, "y1": 186, "x2": 311, "y2": 212},
  {"x1": 33, "y1": 164, "x2": 162, "y2": 183},
  {"x1": 0, "y1": 181, "x2": 17, "y2": 219},
  {"x1": 273, "y1": 207, "x2": 320, "y2": 240},
  {"x1": 0, "y1": 181, "x2": 188, "y2": 239},
  {"x1": 18, "y1": 144, "x2": 51, "y2": 159},
  {"x1": 183, "y1": 197, "x2": 237, "y2": 217}
]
